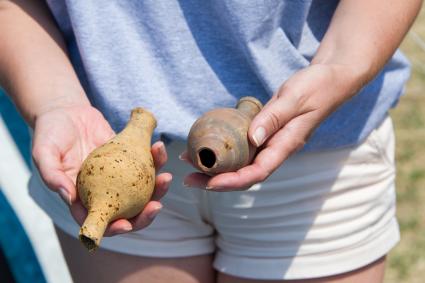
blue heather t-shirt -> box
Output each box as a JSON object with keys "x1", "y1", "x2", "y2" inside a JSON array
[{"x1": 46, "y1": 0, "x2": 410, "y2": 151}]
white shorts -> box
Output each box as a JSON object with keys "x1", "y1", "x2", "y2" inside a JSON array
[{"x1": 29, "y1": 116, "x2": 399, "y2": 280}]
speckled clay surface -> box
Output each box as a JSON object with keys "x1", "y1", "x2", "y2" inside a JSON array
[{"x1": 77, "y1": 108, "x2": 156, "y2": 251}]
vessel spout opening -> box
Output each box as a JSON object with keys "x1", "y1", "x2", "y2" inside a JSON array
[
  {"x1": 198, "y1": 148, "x2": 216, "y2": 169},
  {"x1": 79, "y1": 234, "x2": 97, "y2": 252}
]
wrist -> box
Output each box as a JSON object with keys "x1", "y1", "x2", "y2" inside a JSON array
[
  {"x1": 310, "y1": 60, "x2": 373, "y2": 98},
  {"x1": 31, "y1": 90, "x2": 91, "y2": 128},
  {"x1": 2, "y1": 66, "x2": 91, "y2": 128},
  {"x1": 311, "y1": 46, "x2": 381, "y2": 96}
]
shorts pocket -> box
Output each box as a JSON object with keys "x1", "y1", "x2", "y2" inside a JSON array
[{"x1": 365, "y1": 116, "x2": 395, "y2": 168}]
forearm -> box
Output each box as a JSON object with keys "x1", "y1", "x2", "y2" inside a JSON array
[
  {"x1": 312, "y1": 0, "x2": 422, "y2": 94},
  {"x1": 0, "y1": 0, "x2": 90, "y2": 127}
]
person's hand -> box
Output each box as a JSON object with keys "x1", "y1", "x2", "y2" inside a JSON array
[
  {"x1": 32, "y1": 105, "x2": 172, "y2": 235},
  {"x1": 183, "y1": 63, "x2": 364, "y2": 191}
]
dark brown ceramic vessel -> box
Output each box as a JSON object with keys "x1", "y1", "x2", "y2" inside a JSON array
[{"x1": 187, "y1": 97, "x2": 263, "y2": 175}]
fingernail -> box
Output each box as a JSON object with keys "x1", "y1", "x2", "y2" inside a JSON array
[
  {"x1": 206, "y1": 186, "x2": 225, "y2": 191},
  {"x1": 183, "y1": 181, "x2": 191, "y2": 188},
  {"x1": 183, "y1": 182, "x2": 206, "y2": 190},
  {"x1": 116, "y1": 223, "x2": 133, "y2": 234},
  {"x1": 58, "y1": 188, "x2": 71, "y2": 206},
  {"x1": 253, "y1": 127, "x2": 266, "y2": 147},
  {"x1": 148, "y1": 205, "x2": 162, "y2": 220},
  {"x1": 159, "y1": 142, "x2": 166, "y2": 155}
]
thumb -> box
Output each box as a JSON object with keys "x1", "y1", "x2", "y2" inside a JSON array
[{"x1": 249, "y1": 91, "x2": 299, "y2": 147}]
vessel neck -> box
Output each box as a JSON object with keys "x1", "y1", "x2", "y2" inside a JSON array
[
  {"x1": 236, "y1": 97, "x2": 263, "y2": 120},
  {"x1": 120, "y1": 108, "x2": 157, "y2": 147}
]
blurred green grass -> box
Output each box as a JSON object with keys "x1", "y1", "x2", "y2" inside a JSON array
[{"x1": 386, "y1": 6, "x2": 425, "y2": 283}]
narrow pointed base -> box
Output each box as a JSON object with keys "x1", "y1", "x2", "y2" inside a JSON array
[{"x1": 79, "y1": 234, "x2": 98, "y2": 252}]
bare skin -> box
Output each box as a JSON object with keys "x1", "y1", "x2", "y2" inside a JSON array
[
  {"x1": 217, "y1": 258, "x2": 385, "y2": 283},
  {"x1": 55, "y1": 227, "x2": 216, "y2": 283},
  {"x1": 0, "y1": 0, "x2": 421, "y2": 282},
  {"x1": 57, "y1": 227, "x2": 385, "y2": 283}
]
